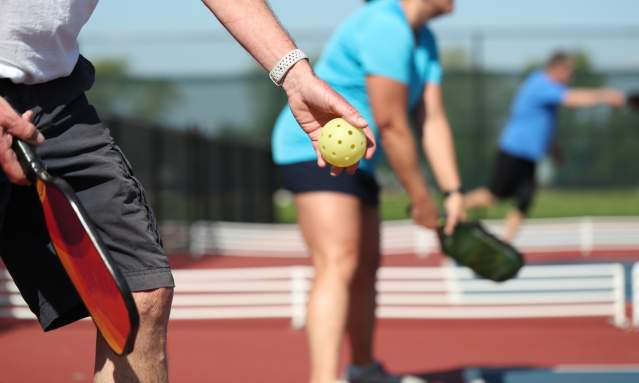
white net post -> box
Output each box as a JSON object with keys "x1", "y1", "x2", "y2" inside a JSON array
[
  {"x1": 633, "y1": 263, "x2": 639, "y2": 328},
  {"x1": 612, "y1": 263, "x2": 627, "y2": 328},
  {"x1": 579, "y1": 217, "x2": 594, "y2": 257},
  {"x1": 290, "y1": 267, "x2": 308, "y2": 329}
]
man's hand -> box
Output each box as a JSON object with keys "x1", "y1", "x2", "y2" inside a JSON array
[
  {"x1": 282, "y1": 62, "x2": 376, "y2": 176},
  {"x1": 0, "y1": 98, "x2": 44, "y2": 184},
  {"x1": 604, "y1": 90, "x2": 626, "y2": 108},
  {"x1": 410, "y1": 194, "x2": 439, "y2": 230},
  {"x1": 442, "y1": 192, "x2": 465, "y2": 235}
]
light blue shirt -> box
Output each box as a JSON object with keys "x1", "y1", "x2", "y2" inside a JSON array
[
  {"x1": 271, "y1": 0, "x2": 442, "y2": 174},
  {"x1": 499, "y1": 70, "x2": 568, "y2": 161}
]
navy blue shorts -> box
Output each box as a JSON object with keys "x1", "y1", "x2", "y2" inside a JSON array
[
  {"x1": 278, "y1": 161, "x2": 380, "y2": 207},
  {"x1": 488, "y1": 150, "x2": 537, "y2": 214}
]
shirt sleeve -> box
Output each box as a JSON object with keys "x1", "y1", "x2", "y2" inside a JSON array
[
  {"x1": 357, "y1": 14, "x2": 413, "y2": 84},
  {"x1": 422, "y1": 28, "x2": 443, "y2": 84},
  {"x1": 536, "y1": 78, "x2": 568, "y2": 105}
]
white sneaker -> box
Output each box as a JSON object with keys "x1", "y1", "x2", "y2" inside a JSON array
[{"x1": 344, "y1": 361, "x2": 426, "y2": 383}]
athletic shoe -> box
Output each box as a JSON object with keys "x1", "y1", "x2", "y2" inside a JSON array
[{"x1": 344, "y1": 361, "x2": 426, "y2": 383}]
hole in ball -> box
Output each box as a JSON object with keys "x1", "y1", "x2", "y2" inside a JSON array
[
  {"x1": 338, "y1": 140, "x2": 342, "y2": 144},
  {"x1": 350, "y1": 144, "x2": 355, "y2": 149},
  {"x1": 348, "y1": 130, "x2": 353, "y2": 135}
]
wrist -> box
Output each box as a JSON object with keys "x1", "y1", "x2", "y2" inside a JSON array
[
  {"x1": 408, "y1": 186, "x2": 431, "y2": 206},
  {"x1": 281, "y1": 60, "x2": 314, "y2": 94},
  {"x1": 442, "y1": 186, "x2": 463, "y2": 199}
]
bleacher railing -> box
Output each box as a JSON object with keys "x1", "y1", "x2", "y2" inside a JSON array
[
  {"x1": 1, "y1": 264, "x2": 630, "y2": 328},
  {"x1": 167, "y1": 264, "x2": 628, "y2": 328},
  {"x1": 186, "y1": 217, "x2": 639, "y2": 257}
]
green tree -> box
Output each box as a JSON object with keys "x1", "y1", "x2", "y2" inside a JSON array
[{"x1": 87, "y1": 59, "x2": 181, "y2": 120}]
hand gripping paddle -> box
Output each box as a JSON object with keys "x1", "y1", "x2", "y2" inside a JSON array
[
  {"x1": 13, "y1": 139, "x2": 139, "y2": 355},
  {"x1": 437, "y1": 220, "x2": 524, "y2": 282}
]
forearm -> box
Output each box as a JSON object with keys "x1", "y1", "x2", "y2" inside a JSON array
[
  {"x1": 380, "y1": 119, "x2": 431, "y2": 202},
  {"x1": 200, "y1": 0, "x2": 298, "y2": 72},
  {"x1": 563, "y1": 88, "x2": 620, "y2": 108},
  {"x1": 423, "y1": 116, "x2": 462, "y2": 192}
]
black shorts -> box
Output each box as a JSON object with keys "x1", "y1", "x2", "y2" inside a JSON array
[
  {"x1": 488, "y1": 150, "x2": 537, "y2": 214},
  {"x1": 0, "y1": 57, "x2": 174, "y2": 331},
  {"x1": 278, "y1": 161, "x2": 380, "y2": 206}
]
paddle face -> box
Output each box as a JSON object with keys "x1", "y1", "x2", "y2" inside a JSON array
[
  {"x1": 14, "y1": 140, "x2": 138, "y2": 355},
  {"x1": 437, "y1": 221, "x2": 524, "y2": 282}
]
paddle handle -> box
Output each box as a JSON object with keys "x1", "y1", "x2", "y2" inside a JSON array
[{"x1": 13, "y1": 139, "x2": 47, "y2": 183}]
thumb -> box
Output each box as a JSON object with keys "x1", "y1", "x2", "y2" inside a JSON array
[{"x1": 444, "y1": 214, "x2": 459, "y2": 236}]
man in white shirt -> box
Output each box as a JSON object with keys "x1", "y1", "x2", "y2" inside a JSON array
[{"x1": 0, "y1": 1, "x2": 374, "y2": 381}]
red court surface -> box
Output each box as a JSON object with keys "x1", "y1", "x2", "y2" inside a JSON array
[
  {"x1": 1, "y1": 252, "x2": 638, "y2": 382},
  {"x1": 1, "y1": 317, "x2": 638, "y2": 382}
]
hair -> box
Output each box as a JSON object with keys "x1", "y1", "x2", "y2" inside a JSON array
[{"x1": 546, "y1": 51, "x2": 573, "y2": 69}]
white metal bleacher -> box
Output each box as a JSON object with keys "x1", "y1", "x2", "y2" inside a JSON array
[{"x1": 168, "y1": 263, "x2": 628, "y2": 328}]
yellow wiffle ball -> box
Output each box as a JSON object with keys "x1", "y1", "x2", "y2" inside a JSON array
[{"x1": 318, "y1": 118, "x2": 367, "y2": 167}]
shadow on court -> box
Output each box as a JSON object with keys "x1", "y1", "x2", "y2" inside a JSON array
[
  {"x1": 409, "y1": 367, "x2": 467, "y2": 383},
  {"x1": 404, "y1": 366, "x2": 539, "y2": 383},
  {"x1": 0, "y1": 319, "x2": 32, "y2": 335}
]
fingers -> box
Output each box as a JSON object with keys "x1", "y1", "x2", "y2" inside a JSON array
[
  {"x1": 346, "y1": 164, "x2": 358, "y2": 175},
  {"x1": 443, "y1": 194, "x2": 465, "y2": 235},
  {"x1": 425, "y1": 216, "x2": 439, "y2": 230},
  {"x1": 326, "y1": 91, "x2": 377, "y2": 160},
  {"x1": 311, "y1": 140, "x2": 327, "y2": 168},
  {"x1": 1, "y1": 109, "x2": 43, "y2": 146},
  {"x1": 444, "y1": 212, "x2": 459, "y2": 235},
  {"x1": 330, "y1": 166, "x2": 342, "y2": 177},
  {"x1": 0, "y1": 131, "x2": 28, "y2": 185},
  {"x1": 362, "y1": 127, "x2": 376, "y2": 160}
]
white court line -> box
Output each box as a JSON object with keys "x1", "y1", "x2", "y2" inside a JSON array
[{"x1": 554, "y1": 364, "x2": 639, "y2": 373}]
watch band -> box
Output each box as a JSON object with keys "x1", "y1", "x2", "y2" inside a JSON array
[
  {"x1": 269, "y1": 49, "x2": 309, "y2": 87},
  {"x1": 443, "y1": 187, "x2": 463, "y2": 198}
]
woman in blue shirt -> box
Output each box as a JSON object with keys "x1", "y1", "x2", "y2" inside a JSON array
[{"x1": 272, "y1": 1, "x2": 464, "y2": 381}]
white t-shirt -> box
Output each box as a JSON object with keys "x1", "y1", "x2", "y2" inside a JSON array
[{"x1": 0, "y1": 0, "x2": 98, "y2": 84}]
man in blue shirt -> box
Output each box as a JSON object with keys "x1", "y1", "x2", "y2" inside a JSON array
[{"x1": 465, "y1": 52, "x2": 626, "y2": 242}]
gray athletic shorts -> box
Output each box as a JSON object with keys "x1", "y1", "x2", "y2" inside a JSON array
[{"x1": 0, "y1": 57, "x2": 174, "y2": 331}]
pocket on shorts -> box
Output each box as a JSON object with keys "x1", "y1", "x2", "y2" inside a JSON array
[{"x1": 110, "y1": 144, "x2": 163, "y2": 247}]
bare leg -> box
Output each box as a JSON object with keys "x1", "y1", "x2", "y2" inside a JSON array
[
  {"x1": 346, "y1": 204, "x2": 380, "y2": 367},
  {"x1": 464, "y1": 187, "x2": 496, "y2": 210},
  {"x1": 503, "y1": 208, "x2": 525, "y2": 243},
  {"x1": 295, "y1": 192, "x2": 364, "y2": 383},
  {"x1": 94, "y1": 287, "x2": 173, "y2": 383}
]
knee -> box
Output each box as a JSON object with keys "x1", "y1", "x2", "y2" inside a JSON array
[
  {"x1": 314, "y1": 246, "x2": 360, "y2": 283},
  {"x1": 133, "y1": 287, "x2": 173, "y2": 328}
]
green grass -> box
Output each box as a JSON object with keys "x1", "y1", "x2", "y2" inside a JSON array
[{"x1": 275, "y1": 188, "x2": 639, "y2": 223}]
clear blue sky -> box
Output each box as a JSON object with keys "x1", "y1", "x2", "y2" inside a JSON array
[{"x1": 80, "y1": 0, "x2": 639, "y2": 75}]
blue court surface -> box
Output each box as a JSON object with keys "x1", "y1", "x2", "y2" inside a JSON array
[{"x1": 464, "y1": 365, "x2": 639, "y2": 383}]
